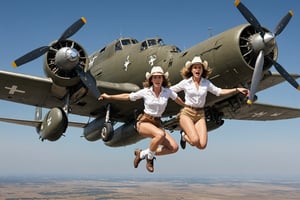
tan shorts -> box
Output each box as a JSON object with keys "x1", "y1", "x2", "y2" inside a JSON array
[
  {"x1": 136, "y1": 113, "x2": 162, "y2": 128},
  {"x1": 177, "y1": 106, "x2": 205, "y2": 123}
]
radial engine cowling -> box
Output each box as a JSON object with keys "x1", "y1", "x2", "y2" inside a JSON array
[
  {"x1": 83, "y1": 117, "x2": 106, "y2": 142},
  {"x1": 44, "y1": 40, "x2": 88, "y2": 87},
  {"x1": 38, "y1": 107, "x2": 68, "y2": 141}
]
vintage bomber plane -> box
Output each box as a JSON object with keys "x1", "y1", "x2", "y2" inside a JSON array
[{"x1": 0, "y1": 1, "x2": 300, "y2": 147}]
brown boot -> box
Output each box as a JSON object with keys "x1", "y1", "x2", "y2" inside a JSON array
[
  {"x1": 146, "y1": 157, "x2": 155, "y2": 173},
  {"x1": 134, "y1": 149, "x2": 144, "y2": 168}
]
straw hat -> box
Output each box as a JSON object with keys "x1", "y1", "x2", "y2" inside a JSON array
[
  {"x1": 145, "y1": 66, "x2": 169, "y2": 80},
  {"x1": 185, "y1": 56, "x2": 208, "y2": 70}
]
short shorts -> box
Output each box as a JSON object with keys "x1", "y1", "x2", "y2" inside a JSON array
[
  {"x1": 136, "y1": 113, "x2": 162, "y2": 128},
  {"x1": 177, "y1": 106, "x2": 205, "y2": 123}
]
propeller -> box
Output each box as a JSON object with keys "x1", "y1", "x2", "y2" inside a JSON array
[
  {"x1": 248, "y1": 50, "x2": 264, "y2": 103},
  {"x1": 234, "y1": 0, "x2": 299, "y2": 105},
  {"x1": 58, "y1": 17, "x2": 87, "y2": 41},
  {"x1": 12, "y1": 46, "x2": 50, "y2": 68},
  {"x1": 234, "y1": 0, "x2": 264, "y2": 37},
  {"x1": 12, "y1": 17, "x2": 101, "y2": 98},
  {"x1": 12, "y1": 17, "x2": 86, "y2": 68},
  {"x1": 274, "y1": 11, "x2": 293, "y2": 36},
  {"x1": 75, "y1": 66, "x2": 101, "y2": 98}
]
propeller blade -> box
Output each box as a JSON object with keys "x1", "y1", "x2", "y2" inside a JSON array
[
  {"x1": 267, "y1": 57, "x2": 300, "y2": 90},
  {"x1": 75, "y1": 66, "x2": 101, "y2": 98},
  {"x1": 247, "y1": 50, "x2": 265, "y2": 105},
  {"x1": 274, "y1": 11, "x2": 293, "y2": 36},
  {"x1": 12, "y1": 46, "x2": 50, "y2": 67},
  {"x1": 234, "y1": 0, "x2": 265, "y2": 37},
  {"x1": 58, "y1": 17, "x2": 87, "y2": 41}
]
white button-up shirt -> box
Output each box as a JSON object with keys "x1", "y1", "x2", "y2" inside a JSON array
[
  {"x1": 170, "y1": 77, "x2": 221, "y2": 108},
  {"x1": 129, "y1": 86, "x2": 178, "y2": 117}
]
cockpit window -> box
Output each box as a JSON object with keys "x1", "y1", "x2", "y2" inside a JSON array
[
  {"x1": 157, "y1": 38, "x2": 164, "y2": 45},
  {"x1": 131, "y1": 39, "x2": 138, "y2": 44},
  {"x1": 115, "y1": 38, "x2": 139, "y2": 51},
  {"x1": 99, "y1": 47, "x2": 106, "y2": 54},
  {"x1": 115, "y1": 41, "x2": 122, "y2": 51},
  {"x1": 140, "y1": 38, "x2": 164, "y2": 51},
  {"x1": 148, "y1": 39, "x2": 157, "y2": 46},
  {"x1": 121, "y1": 39, "x2": 131, "y2": 46},
  {"x1": 141, "y1": 41, "x2": 147, "y2": 50}
]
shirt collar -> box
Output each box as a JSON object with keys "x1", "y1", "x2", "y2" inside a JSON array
[
  {"x1": 187, "y1": 76, "x2": 205, "y2": 83},
  {"x1": 149, "y1": 86, "x2": 166, "y2": 93}
]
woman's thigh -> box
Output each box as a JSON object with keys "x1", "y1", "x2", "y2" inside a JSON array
[{"x1": 136, "y1": 122, "x2": 164, "y2": 138}]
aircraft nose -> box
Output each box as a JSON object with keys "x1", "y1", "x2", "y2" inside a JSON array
[{"x1": 66, "y1": 48, "x2": 79, "y2": 61}]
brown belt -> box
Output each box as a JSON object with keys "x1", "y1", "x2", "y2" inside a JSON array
[
  {"x1": 143, "y1": 113, "x2": 161, "y2": 121},
  {"x1": 186, "y1": 105, "x2": 204, "y2": 112}
]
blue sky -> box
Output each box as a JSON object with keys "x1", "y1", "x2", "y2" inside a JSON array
[{"x1": 0, "y1": 0, "x2": 299, "y2": 179}]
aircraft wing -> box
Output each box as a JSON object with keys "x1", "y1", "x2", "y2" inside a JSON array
[
  {"x1": 222, "y1": 103, "x2": 300, "y2": 121},
  {"x1": 257, "y1": 72, "x2": 300, "y2": 92},
  {"x1": 0, "y1": 70, "x2": 140, "y2": 119},
  {"x1": 0, "y1": 70, "x2": 61, "y2": 108},
  {"x1": 220, "y1": 72, "x2": 300, "y2": 121},
  {"x1": 0, "y1": 117, "x2": 86, "y2": 128}
]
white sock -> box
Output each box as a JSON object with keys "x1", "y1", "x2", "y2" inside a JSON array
[
  {"x1": 181, "y1": 132, "x2": 186, "y2": 141},
  {"x1": 156, "y1": 145, "x2": 163, "y2": 152},
  {"x1": 147, "y1": 150, "x2": 155, "y2": 160},
  {"x1": 140, "y1": 148, "x2": 149, "y2": 159}
]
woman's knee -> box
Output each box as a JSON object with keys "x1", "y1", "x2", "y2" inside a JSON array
[
  {"x1": 189, "y1": 137, "x2": 200, "y2": 146},
  {"x1": 197, "y1": 142, "x2": 207, "y2": 150},
  {"x1": 171, "y1": 143, "x2": 179, "y2": 153},
  {"x1": 155, "y1": 130, "x2": 166, "y2": 140}
]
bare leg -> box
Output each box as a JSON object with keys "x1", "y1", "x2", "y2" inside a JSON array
[
  {"x1": 136, "y1": 122, "x2": 165, "y2": 152},
  {"x1": 179, "y1": 115, "x2": 200, "y2": 146},
  {"x1": 195, "y1": 118, "x2": 208, "y2": 149},
  {"x1": 155, "y1": 132, "x2": 178, "y2": 156}
]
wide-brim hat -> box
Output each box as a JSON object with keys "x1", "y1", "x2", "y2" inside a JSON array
[
  {"x1": 185, "y1": 56, "x2": 208, "y2": 70},
  {"x1": 145, "y1": 66, "x2": 169, "y2": 80}
]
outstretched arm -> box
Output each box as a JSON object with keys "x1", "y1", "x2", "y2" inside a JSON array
[
  {"x1": 220, "y1": 87, "x2": 249, "y2": 96},
  {"x1": 98, "y1": 93, "x2": 130, "y2": 101}
]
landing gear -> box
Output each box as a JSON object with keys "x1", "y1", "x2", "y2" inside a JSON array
[
  {"x1": 101, "y1": 104, "x2": 114, "y2": 142},
  {"x1": 101, "y1": 122, "x2": 113, "y2": 142}
]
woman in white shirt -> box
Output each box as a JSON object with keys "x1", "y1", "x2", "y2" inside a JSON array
[
  {"x1": 171, "y1": 56, "x2": 249, "y2": 150},
  {"x1": 99, "y1": 66, "x2": 185, "y2": 173}
]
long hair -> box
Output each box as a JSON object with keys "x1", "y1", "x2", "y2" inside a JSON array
[{"x1": 181, "y1": 64, "x2": 212, "y2": 79}]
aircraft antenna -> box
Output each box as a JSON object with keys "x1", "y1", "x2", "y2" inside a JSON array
[
  {"x1": 119, "y1": 28, "x2": 123, "y2": 38},
  {"x1": 208, "y1": 27, "x2": 213, "y2": 37}
]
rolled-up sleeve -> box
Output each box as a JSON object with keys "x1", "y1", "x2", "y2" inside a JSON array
[
  {"x1": 170, "y1": 90, "x2": 178, "y2": 100},
  {"x1": 208, "y1": 81, "x2": 222, "y2": 96},
  {"x1": 170, "y1": 80, "x2": 185, "y2": 93},
  {"x1": 129, "y1": 89, "x2": 145, "y2": 101}
]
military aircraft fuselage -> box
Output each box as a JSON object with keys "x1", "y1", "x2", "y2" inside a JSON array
[{"x1": 79, "y1": 24, "x2": 276, "y2": 122}]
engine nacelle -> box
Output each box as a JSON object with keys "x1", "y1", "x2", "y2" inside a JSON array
[
  {"x1": 104, "y1": 122, "x2": 145, "y2": 147},
  {"x1": 83, "y1": 117, "x2": 106, "y2": 141},
  {"x1": 44, "y1": 39, "x2": 89, "y2": 87},
  {"x1": 38, "y1": 107, "x2": 68, "y2": 141}
]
